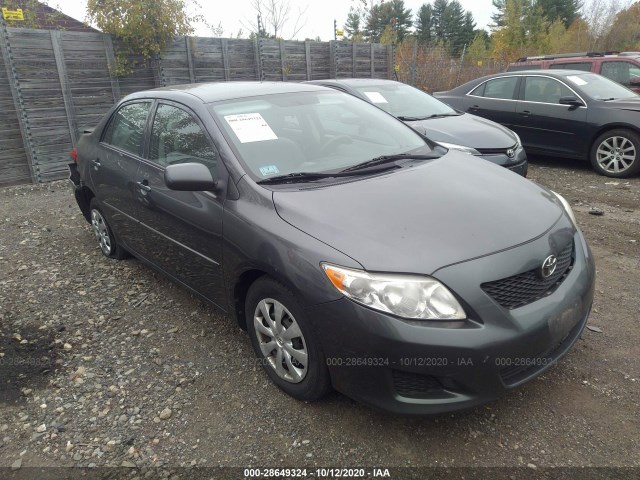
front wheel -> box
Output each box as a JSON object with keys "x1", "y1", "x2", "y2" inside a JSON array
[
  {"x1": 245, "y1": 277, "x2": 331, "y2": 401},
  {"x1": 590, "y1": 129, "x2": 640, "y2": 178}
]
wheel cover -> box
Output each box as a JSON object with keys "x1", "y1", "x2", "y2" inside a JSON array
[
  {"x1": 253, "y1": 298, "x2": 308, "y2": 383},
  {"x1": 596, "y1": 136, "x2": 636, "y2": 173},
  {"x1": 91, "y1": 209, "x2": 112, "y2": 256}
]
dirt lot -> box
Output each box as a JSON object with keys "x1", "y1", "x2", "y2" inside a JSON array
[{"x1": 0, "y1": 157, "x2": 639, "y2": 478}]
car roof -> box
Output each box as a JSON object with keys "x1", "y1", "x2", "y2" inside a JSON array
[
  {"x1": 307, "y1": 78, "x2": 400, "y2": 87},
  {"x1": 124, "y1": 81, "x2": 330, "y2": 103}
]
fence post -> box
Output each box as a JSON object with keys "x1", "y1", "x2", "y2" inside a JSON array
[
  {"x1": 370, "y1": 43, "x2": 374, "y2": 78},
  {"x1": 221, "y1": 38, "x2": 230, "y2": 81},
  {"x1": 185, "y1": 36, "x2": 195, "y2": 83},
  {"x1": 387, "y1": 44, "x2": 394, "y2": 80},
  {"x1": 305, "y1": 40, "x2": 311, "y2": 80},
  {"x1": 410, "y1": 40, "x2": 417, "y2": 86},
  {"x1": 253, "y1": 37, "x2": 263, "y2": 81},
  {"x1": 352, "y1": 42, "x2": 356, "y2": 77},
  {"x1": 0, "y1": 20, "x2": 38, "y2": 183},
  {"x1": 279, "y1": 39, "x2": 287, "y2": 81},
  {"x1": 103, "y1": 34, "x2": 121, "y2": 102},
  {"x1": 51, "y1": 30, "x2": 77, "y2": 146},
  {"x1": 329, "y1": 40, "x2": 336, "y2": 79}
]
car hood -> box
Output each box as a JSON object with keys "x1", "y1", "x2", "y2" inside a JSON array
[
  {"x1": 606, "y1": 96, "x2": 640, "y2": 111},
  {"x1": 405, "y1": 113, "x2": 517, "y2": 149},
  {"x1": 273, "y1": 152, "x2": 563, "y2": 274}
]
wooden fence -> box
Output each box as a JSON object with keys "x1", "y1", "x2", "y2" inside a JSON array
[{"x1": 0, "y1": 26, "x2": 394, "y2": 186}]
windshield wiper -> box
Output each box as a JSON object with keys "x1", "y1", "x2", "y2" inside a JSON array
[
  {"x1": 340, "y1": 153, "x2": 438, "y2": 172},
  {"x1": 397, "y1": 113, "x2": 459, "y2": 121},
  {"x1": 256, "y1": 165, "x2": 399, "y2": 185}
]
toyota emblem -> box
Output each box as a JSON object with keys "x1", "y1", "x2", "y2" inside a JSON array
[
  {"x1": 540, "y1": 255, "x2": 558, "y2": 278},
  {"x1": 506, "y1": 148, "x2": 515, "y2": 158}
]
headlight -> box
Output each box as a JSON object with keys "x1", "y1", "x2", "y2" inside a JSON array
[
  {"x1": 511, "y1": 131, "x2": 521, "y2": 147},
  {"x1": 437, "y1": 142, "x2": 481, "y2": 156},
  {"x1": 322, "y1": 264, "x2": 466, "y2": 320},
  {"x1": 551, "y1": 191, "x2": 577, "y2": 226}
]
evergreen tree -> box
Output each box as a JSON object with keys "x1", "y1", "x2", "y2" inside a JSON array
[
  {"x1": 345, "y1": 8, "x2": 362, "y2": 39},
  {"x1": 364, "y1": 0, "x2": 413, "y2": 43},
  {"x1": 415, "y1": 4, "x2": 434, "y2": 45}
]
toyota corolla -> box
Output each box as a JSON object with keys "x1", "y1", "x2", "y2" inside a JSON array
[{"x1": 69, "y1": 82, "x2": 595, "y2": 414}]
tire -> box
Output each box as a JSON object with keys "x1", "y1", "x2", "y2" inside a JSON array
[
  {"x1": 590, "y1": 129, "x2": 640, "y2": 178},
  {"x1": 245, "y1": 277, "x2": 331, "y2": 401},
  {"x1": 89, "y1": 198, "x2": 128, "y2": 259}
]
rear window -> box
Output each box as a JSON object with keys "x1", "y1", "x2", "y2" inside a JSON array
[
  {"x1": 507, "y1": 64, "x2": 541, "y2": 72},
  {"x1": 471, "y1": 77, "x2": 519, "y2": 100},
  {"x1": 551, "y1": 62, "x2": 592, "y2": 71}
]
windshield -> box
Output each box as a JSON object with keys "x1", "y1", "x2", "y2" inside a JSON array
[
  {"x1": 352, "y1": 82, "x2": 457, "y2": 118},
  {"x1": 210, "y1": 90, "x2": 432, "y2": 181},
  {"x1": 564, "y1": 73, "x2": 638, "y2": 100}
]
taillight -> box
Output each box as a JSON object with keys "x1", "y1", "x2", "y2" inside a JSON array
[{"x1": 71, "y1": 148, "x2": 78, "y2": 162}]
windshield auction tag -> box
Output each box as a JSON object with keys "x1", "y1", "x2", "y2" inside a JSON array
[
  {"x1": 363, "y1": 91, "x2": 389, "y2": 104},
  {"x1": 566, "y1": 75, "x2": 587, "y2": 86},
  {"x1": 224, "y1": 113, "x2": 278, "y2": 143}
]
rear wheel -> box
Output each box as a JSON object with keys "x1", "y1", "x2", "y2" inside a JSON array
[
  {"x1": 590, "y1": 129, "x2": 640, "y2": 178},
  {"x1": 89, "y1": 198, "x2": 128, "y2": 259},
  {"x1": 245, "y1": 277, "x2": 331, "y2": 401}
]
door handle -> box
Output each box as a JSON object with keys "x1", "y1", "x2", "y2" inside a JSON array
[
  {"x1": 470, "y1": 104, "x2": 480, "y2": 110},
  {"x1": 90, "y1": 158, "x2": 101, "y2": 169},
  {"x1": 136, "y1": 180, "x2": 151, "y2": 192},
  {"x1": 520, "y1": 110, "x2": 531, "y2": 117}
]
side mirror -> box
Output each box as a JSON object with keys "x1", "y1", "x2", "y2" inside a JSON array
[
  {"x1": 164, "y1": 163, "x2": 217, "y2": 191},
  {"x1": 559, "y1": 96, "x2": 584, "y2": 107}
]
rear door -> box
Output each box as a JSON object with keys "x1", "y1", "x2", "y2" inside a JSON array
[
  {"x1": 90, "y1": 101, "x2": 152, "y2": 250},
  {"x1": 514, "y1": 75, "x2": 588, "y2": 156},
  {"x1": 134, "y1": 101, "x2": 227, "y2": 308},
  {"x1": 464, "y1": 76, "x2": 520, "y2": 127},
  {"x1": 599, "y1": 60, "x2": 640, "y2": 93}
]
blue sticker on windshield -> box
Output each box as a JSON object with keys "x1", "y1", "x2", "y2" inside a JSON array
[{"x1": 259, "y1": 165, "x2": 280, "y2": 176}]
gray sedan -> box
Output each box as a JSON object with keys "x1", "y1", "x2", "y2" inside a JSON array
[
  {"x1": 306, "y1": 78, "x2": 528, "y2": 176},
  {"x1": 69, "y1": 82, "x2": 594, "y2": 414}
]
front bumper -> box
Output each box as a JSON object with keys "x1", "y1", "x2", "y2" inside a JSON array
[{"x1": 308, "y1": 228, "x2": 594, "y2": 414}]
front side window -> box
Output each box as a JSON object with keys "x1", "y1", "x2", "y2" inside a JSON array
[
  {"x1": 102, "y1": 102, "x2": 152, "y2": 156},
  {"x1": 601, "y1": 61, "x2": 638, "y2": 87},
  {"x1": 149, "y1": 104, "x2": 217, "y2": 176},
  {"x1": 523, "y1": 77, "x2": 573, "y2": 103},
  {"x1": 480, "y1": 77, "x2": 519, "y2": 100}
]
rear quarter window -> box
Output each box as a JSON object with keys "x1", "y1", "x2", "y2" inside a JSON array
[{"x1": 551, "y1": 62, "x2": 592, "y2": 71}]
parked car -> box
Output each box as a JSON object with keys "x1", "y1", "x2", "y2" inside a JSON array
[
  {"x1": 506, "y1": 51, "x2": 640, "y2": 93},
  {"x1": 69, "y1": 82, "x2": 595, "y2": 414},
  {"x1": 435, "y1": 70, "x2": 640, "y2": 177},
  {"x1": 306, "y1": 78, "x2": 527, "y2": 176}
]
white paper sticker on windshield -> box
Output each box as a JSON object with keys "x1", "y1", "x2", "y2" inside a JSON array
[
  {"x1": 363, "y1": 91, "x2": 389, "y2": 104},
  {"x1": 567, "y1": 75, "x2": 587, "y2": 86},
  {"x1": 224, "y1": 113, "x2": 278, "y2": 143}
]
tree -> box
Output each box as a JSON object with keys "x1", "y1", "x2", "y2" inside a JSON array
[
  {"x1": 244, "y1": 0, "x2": 308, "y2": 39},
  {"x1": 581, "y1": 0, "x2": 627, "y2": 50},
  {"x1": 415, "y1": 4, "x2": 434, "y2": 45},
  {"x1": 466, "y1": 32, "x2": 490, "y2": 65},
  {"x1": 536, "y1": 0, "x2": 582, "y2": 27},
  {"x1": 364, "y1": 0, "x2": 412, "y2": 43},
  {"x1": 86, "y1": 0, "x2": 203, "y2": 74},
  {"x1": 344, "y1": 8, "x2": 363, "y2": 39},
  {"x1": 603, "y1": 2, "x2": 640, "y2": 51}
]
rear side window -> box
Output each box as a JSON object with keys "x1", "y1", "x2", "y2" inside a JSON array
[
  {"x1": 552, "y1": 62, "x2": 592, "y2": 71},
  {"x1": 149, "y1": 104, "x2": 218, "y2": 176},
  {"x1": 102, "y1": 102, "x2": 152, "y2": 156},
  {"x1": 475, "y1": 77, "x2": 519, "y2": 100},
  {"x1": 507, "y1": 64, "x2": 541, "y2": 72}
]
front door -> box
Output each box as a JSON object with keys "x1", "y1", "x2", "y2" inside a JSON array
[
  {"x1": 514, "y1": 76, "x2": 588, "y2": 156},
  {"x1": 133, "y1": 101, "x2": 226, "y2": 308}
]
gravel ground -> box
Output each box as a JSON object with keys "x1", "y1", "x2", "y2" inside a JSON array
[{"x1": 0, "y1": 158, "x2": 639, "y2": 478}]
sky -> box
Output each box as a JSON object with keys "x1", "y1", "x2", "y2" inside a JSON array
[{"x1": 53, "y1": 0, "x2": 495, "y2": 40}]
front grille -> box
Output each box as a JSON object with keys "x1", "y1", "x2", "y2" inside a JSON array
[
  {"x1": 392, "y1": 370, "x2": 443, "y2": 398},
  {"x1": 482, "y1": 241, "x2": 574, "y2": 310},
  {"x1": 476, "y1": 144, "x2": 518, "y2": 155}
]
